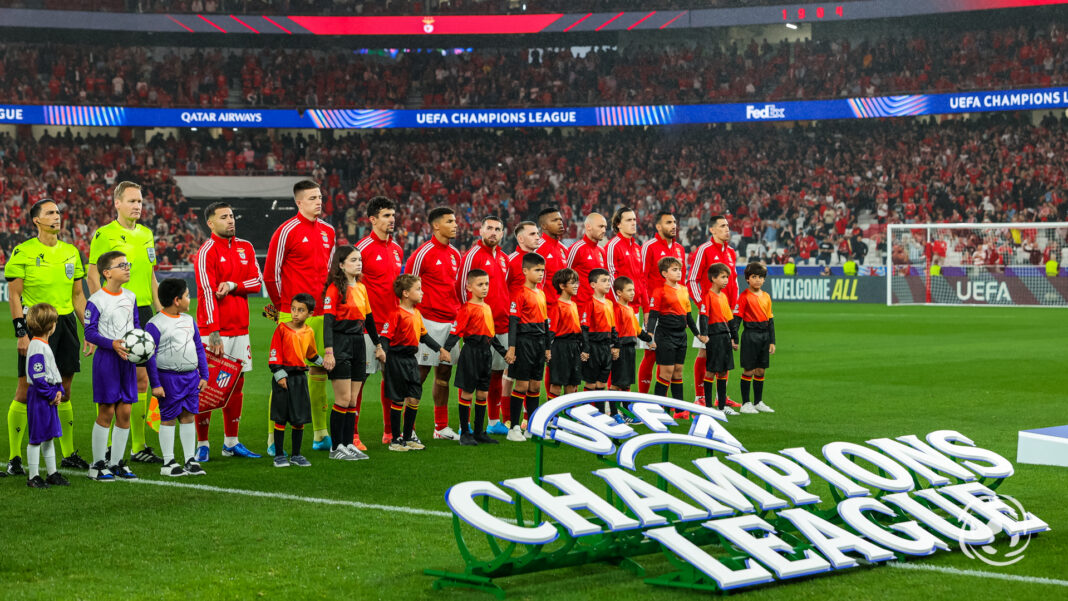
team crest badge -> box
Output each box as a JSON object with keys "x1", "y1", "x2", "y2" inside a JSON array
[
  {"x1": 393, "y1": 250, "x2": 402, "y2": 265},
  {"x1": 321, "y1": 231, "x2": 329, "y2": 245},
  {"x1": 216, "y1": 370, "x2": 232, "y2": 389},
  {"x1": 423, "y1": 16, "x2": 435, "y2": 33},
  {"x1": 147, "y1": 247, "x2": 157, "y2": 263},
  {"x1": 64, "y1": 262, "x2": 75, "y2": 279},
  {"x1": 236, "y1": 248, "x2": 246, "y2": 260}
]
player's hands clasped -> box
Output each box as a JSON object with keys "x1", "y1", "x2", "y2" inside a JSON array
[
  {"x1": 698, "y1": 335, "x2": 709, "y2": 344},
  {"x1": 374, "y1": 346, "x2": 386, "y2": 363},
  {"x1": 580, "y1": 352, "x2": 590, "y2": 362},
  {"x1": 505, "y1": 347, "x2": 516, "y2": 364},
  {"x1": 439, "y1": 349, "x2": 451, "y2": 363},
  {"x1": 611, "y1": 348, "x2": 620, "y2": 360}
]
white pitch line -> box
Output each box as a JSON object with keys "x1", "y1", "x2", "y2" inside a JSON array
[
  {"x1": 889, "y1": 562, "x2": 1068, "y2": 587},
  {"x1": 99, "y1": 475, "x2": 453, "y2": 518}
]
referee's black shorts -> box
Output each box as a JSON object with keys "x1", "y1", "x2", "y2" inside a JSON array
[{"x1": 17, "y1": 312, "x2": 80, "y2": 377}]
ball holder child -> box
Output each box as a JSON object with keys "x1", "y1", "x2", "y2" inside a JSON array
[
  {"x1": 443, "y1": 269, "x2": 509, "y2": 446},
  {"x1": 381, "y1": 275, "x2": 450, "y2": 452},
  {"x1": 699, "y1": 263, "x2": 740, "y2": 416},
  {"x1": 23, "y1": 303, "x2": 69, "y2": 489},
  {"x1": 734, "y1": 262, "x2": 776, "y2": 414},
  {"x1": 269, "y1": 293, "x2": 325, "y2": 467},
  {"x1": 83, "y1": 251, "x2": 141, "y2": 481},
  {"x1": 146, "y1": 278, "x2": 209, "y2": 477}
]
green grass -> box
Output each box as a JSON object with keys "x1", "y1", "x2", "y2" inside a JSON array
[{"x1": 1, "y1": 299, "x2": 1065, "y2": 600}]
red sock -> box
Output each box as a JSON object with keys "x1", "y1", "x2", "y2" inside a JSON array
[
  {"x1": 222, "y1": 378, "x2": 244, "y2": 438},
  {"x1": 488, "y1": 371, "x2": 503, "y2": 421},
  {"x1": 638, "y1": 349, "x2": 657, "y2": 394},
  {"x1": 434, "y1": 404, "x2": 449, "y2": 431},
  {"x1": 196, "y1": 411, "x2": 211, "y2": 442},
  {"x1": 693, "y1": 356, "x2": 707, "y2": 405},
  {"x1": 380, "y1": 380, "x2": 392, "y2": 438},
  {"x1": 353, "y1": 386, "x2": 364, "y2": 438}
]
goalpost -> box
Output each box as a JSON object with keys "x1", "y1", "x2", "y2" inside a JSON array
[{"x1": 886, "y1": 222, "x2": 1068, "y2": 307}]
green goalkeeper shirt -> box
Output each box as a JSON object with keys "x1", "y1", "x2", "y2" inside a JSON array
[{"x1": 89, "y1": 220, "x2": 157, "y2": 307}]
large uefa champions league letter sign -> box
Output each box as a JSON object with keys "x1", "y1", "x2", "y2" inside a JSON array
[{"x1": 426, "y1": 392, "x2": 1050, "y2": 597}]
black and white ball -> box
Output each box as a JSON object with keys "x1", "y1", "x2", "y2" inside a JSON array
[{"x1": 122, "y1": 329, "x2": 156, "y2": 364}]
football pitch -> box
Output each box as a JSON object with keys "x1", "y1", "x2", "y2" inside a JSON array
[{"x1": 0, "y1": 299, "x2": 1064, "y2": 600}]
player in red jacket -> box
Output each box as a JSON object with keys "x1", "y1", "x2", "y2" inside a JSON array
[
  {"x1": 637, "y1": 211, "x2": 686, "y2": 394},
  {"x1": 606, "y1": 207, "x2": 646, "y2": 311},
  {"x1": 192, "y1": 202, "x2": 263, "y2": 460},
  {"x1": 263, "y1": 180, "x2": 335, "y2": 453},
  {"x1": 355, "y1": 196, "x2": 403, "y2": 448},
  {"x1": 687, "y1": 215, "x2": 739, "y2": 406},
  {"x1": 566, "y1": 213, "x2": 608, "y2": 306},
  {"x1": 535, "y1": 208, "x2": 568, "y2": 308},
  {"x1": 405, "y1": 206, "x2": 462, "y2": 442},
  {"x1": 458, "y1": 216, "x2": 510, "y2": 434}
]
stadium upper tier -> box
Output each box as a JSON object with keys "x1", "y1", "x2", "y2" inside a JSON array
[
  {"x1": 1, "y1": 25, "x2": 1063, "y2": 109},
  {"x1": 2, "y1": 1, "x2": 813, "y2": 17},
  {"x1": 1, "y1": 113, "x2": 1065, "y2": 267}
]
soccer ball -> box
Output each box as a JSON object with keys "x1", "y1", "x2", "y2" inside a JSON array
[{"x1": 122, "y1": 329, "x2": 156, "y2": 364}]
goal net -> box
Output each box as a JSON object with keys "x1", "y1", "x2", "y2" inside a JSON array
[{"x1": 887, "y1": 222, "x2": 1068, "y2": 307}]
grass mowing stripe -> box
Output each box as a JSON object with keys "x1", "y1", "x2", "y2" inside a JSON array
[
  {"x1": 888, "y1": 563, "x2": 1068, "y2": 587},
  {"x1": 60, "y1": 470, "x2": 452, "y2": 518}
]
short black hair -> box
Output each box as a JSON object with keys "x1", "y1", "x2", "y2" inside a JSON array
[
  {"x1": 158, "y1": 278, "x2": 188, "y2": 308},
  {"x1": 537, "y1": 207, "x2": 560, "y2": 226},
  {"x1": 467, "y1": 268, "x2": 488, "y2": 282},
  {"x1": 428, "y1": 206, "x2": 455, "y2": 225},
  {"x1": 655, "y1": 211, "x2": 674, "y2": 225},
  {"x1": 291, "y1": 292, "x2": 316, "y2": 313},
  {"x1": 29, "y1": 199, "x2": 56, "y2": 222},
  {"x1": 367, "y1": 196, "x2": 395, "y2": 219},
  {"x1": 97, "y1": 250, "x2": 127, "y2": 274},
  {"x1": 744, "y1": 261, "x2": 768, "y2": 279},
  {"x1": 612, "y1": 275, "x2": 633, "y2": 292},
  {"x1": 588, "y1": 268, "x2": 611, "y2": 285},
  {"x1": 522, "y1": 252, "x2": 546, "y2": 270},
  {"x1": 204, "y1": 201, "x2": 231, "y2": 222},
  {"x1": 709, "y1": 215, "x2": 727, "y2": 228},
  {"x1": 707, "y1": 262, "x2": 731, "y2": 280},
  {"x1": 552, "y1": 268, "x2": 578, "y2": 294},
  {"x1": 293, "y1": 180, "x2": 320, "y2": 197}
]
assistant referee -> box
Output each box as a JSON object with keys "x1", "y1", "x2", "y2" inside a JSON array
[{"x1": 5, "y1": 199, "x2": 91, "y2": 475}]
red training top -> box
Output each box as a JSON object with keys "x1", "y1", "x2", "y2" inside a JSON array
[{"x1": 194, "y1": 233, "x2": 262, "y2": 337}]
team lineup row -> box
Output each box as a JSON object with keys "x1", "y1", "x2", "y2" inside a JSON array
[{"x1": 4, "y1": 179, "x2": 778, "y2": 486}]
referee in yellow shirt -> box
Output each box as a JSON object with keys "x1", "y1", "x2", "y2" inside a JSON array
[
  {"x1": 5, "y1": 199, "x2": 92, "y2": 474},
  {"x1": 86, "y1": 181, "x2": 163, "y2": 464}
]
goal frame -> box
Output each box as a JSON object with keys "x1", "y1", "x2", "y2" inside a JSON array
[{"x1": 885, "y1": 222, "x2": 1068, "y2": 308}]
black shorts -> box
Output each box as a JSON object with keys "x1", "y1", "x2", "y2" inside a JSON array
[
  {"x1": 740, "y1": 329, "x2": 772, "y2": 370},
  {"x1": 582, "y1": 341, "x2": 612, "y2": 384},
  {"x1": 453, "y1": 342, "x2": 493, "y2": 393},
  {"x1": 17, "y1": 312, "x2": 81, "y2": 377},
  {"x1": 327, "y1": 331, "x2": 367, "y2": 382},
  {"x1": 137, "y1": 305, "x2": 154, "y2": 331},
  {"x1": 654, "y1": 330, "x2": 688, "y2": 366},
  {"x1": 508, "y1": 335, "x2": 546, "y2": 382},
  {"x1": 549, "y1": 337, "x2": 582, "y2": 387},
  {"x1": 611, "y1": 344, "x2": 637, "y2": 390},
  {"x1": 270, "y1": 370, "x2": 311, "y2": 426},
  {"x1": 383, "y1": 352, "x2": 422, "y2": 402},
  {"x1": 705, "y1": 333, "x2": 735, "y2": 373}
]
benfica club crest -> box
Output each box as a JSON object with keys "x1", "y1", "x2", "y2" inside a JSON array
[
  {"x1": 236, "y1": 247, "x2": 246, "y2": 260},
  {"x1": 423, "y1": 16, "x2": 435, "y2": 34}
]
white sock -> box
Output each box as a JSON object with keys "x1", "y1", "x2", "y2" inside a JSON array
[
  {"x1": 159, "y1": 424, "x2": 175, "y2": 464},
  {"x1": 223, "y1": 436, "x2": 239, "y2": 448},
  {"x1": 27, "y1": 443, "x2": 40, "y2": 479},
  {"x1": 42, "y1": 440, "x2": 56, "y2": 475},
  {"x1": 198, "y1": 440, "x2": 210, "y2": 448},
  {"x1": 179, "y1": 422, "x2": 196, "y2": 463},
  {"x1": 488, "y1": 419, "x2": 500, "y2": 426},
  {"x1": 92, "y1": 422, "x2": 109, "y2": 465},
  {"x1": 110, "y1": 426, "x2": 130, "y2": 466}
]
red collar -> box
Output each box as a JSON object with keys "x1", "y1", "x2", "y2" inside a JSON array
[
  {"x1": 371, "y1": 230, "x2": 393, "y2": 244},
  {"x1": 210, "y1": 233, "x2": 234, "y2": 247}
]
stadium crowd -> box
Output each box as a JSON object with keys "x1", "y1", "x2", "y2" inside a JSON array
[
  {"x1": 1, "y1": 24, "x2": 1064, "y2": 109},
  {"x1": 4, "y1": 1, "x2": 806, "y2": 16},
  {"x1": 2, "y1": 113, "x2": 1066, "y2": 268}
]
